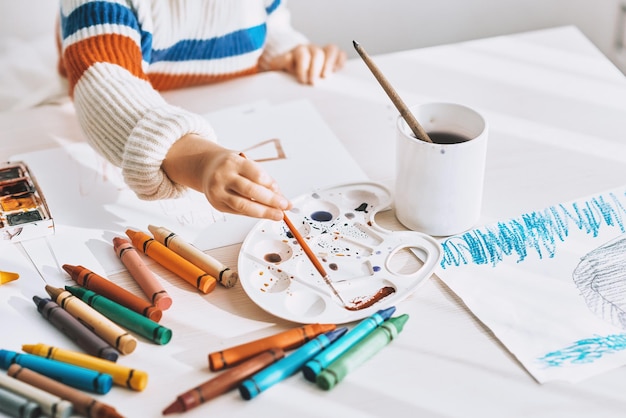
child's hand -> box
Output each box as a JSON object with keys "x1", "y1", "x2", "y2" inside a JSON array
[
  {"x1": 268, "y1": 44, "x2": 347, "y2": 85},
  {"x1": 162, "y1": 135, "x2": 291, "y2": 220}
]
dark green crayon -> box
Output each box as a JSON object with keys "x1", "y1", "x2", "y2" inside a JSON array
[
  {"x1": 65, "y1": 285, "x2": 172, "y2": 345},
  {"x1": 316, "y1": 314, "x2": 409, "y2": 390}
]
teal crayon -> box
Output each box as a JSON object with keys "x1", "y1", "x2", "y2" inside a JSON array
[
  {"x1": 65, "y1": 285, "x2": 172, "y2": 345},
  {"x1": 316, "y1": 314, "x2": 409, "y2": 390},
  {"x1": 0, "y1": 386, "x2": 41, "y2": 418},
  {"x1": 302, "y1": 306, "x2": 395, "y2": 382},
  {"x1": 0, "y1": 349, "x2": 113, "y2": 395},
  {"x1": 239, "y1": 328, "x2": 347, "y2": 400},
  {"x1": 32, "y1": 295, "x2": 120, "y2": 361}
]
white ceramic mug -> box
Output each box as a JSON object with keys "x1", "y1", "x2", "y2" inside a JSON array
[{"x1": 395, "y1": 102, "x2": 488, "y2": 236}]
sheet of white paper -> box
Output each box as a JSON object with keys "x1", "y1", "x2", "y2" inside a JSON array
[
  {"x1": 437, "y1": 185, "x2": 626, "y2": 383},
  {"x1": 11, "y1": 99, "x2": 368, "y2": 281}
]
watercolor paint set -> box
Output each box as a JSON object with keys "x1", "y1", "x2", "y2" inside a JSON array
[
  {"x1": 239, "y1": 182, "x2": 442, "y2": 324},
  {"x1": 0, "y1": 161, "x2": 54, "y2": 243}
]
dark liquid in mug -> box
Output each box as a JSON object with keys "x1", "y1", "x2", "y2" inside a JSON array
[{"x1": 427, "y1": 131, "x2": 470, "y2": 144}]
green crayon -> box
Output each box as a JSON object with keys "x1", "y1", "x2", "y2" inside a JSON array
[
  {"x1": 65, "y1": 286, "x2": 172, "y2": 345},
  {"x1": 316, "y1": 314, "x2": 409, "y2": 390}
]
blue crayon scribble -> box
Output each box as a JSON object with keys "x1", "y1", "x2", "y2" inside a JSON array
[
  {"x1": 537, "y1": 334, "x2": 626, "y2": 367},
  {"x1": 440, "y1": 191, "x2": 626, "y2": 269}
]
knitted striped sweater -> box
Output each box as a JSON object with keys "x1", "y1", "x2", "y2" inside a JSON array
[{"x1": 58, "y1": 0, "x2": 308, "y2": 200}]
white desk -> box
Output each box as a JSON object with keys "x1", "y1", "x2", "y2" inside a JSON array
[{"x1": 2, "y1": 26, "x2": 626, "y2": 417}]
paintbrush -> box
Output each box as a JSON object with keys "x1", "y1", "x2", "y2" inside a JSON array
[
  {"x1": 352, "y1": 40, "x2": 433, "y2": 143},
  {"x1": 238, "y1": 153, "x2": 347, "y2": 307},
  {"x1": 282, "y1": 214, "x2": 347, "y2": 307}
]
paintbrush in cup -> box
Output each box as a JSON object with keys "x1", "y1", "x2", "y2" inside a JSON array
[
  {"x1": 238, "y1": 153, "x2": 347, "y2": 307},
  {"x1": 353, "y1": 40, "x2": 433, "y2": 144}
]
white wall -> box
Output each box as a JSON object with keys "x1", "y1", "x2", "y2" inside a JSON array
[{"x1": 289, "y1": 0, "x2": 626, "y2": 72}]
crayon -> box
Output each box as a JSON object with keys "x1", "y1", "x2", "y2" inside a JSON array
[
  {"x1": 32, "y1": 296, "x2": 120, "y2": 362},
  {"x1": 22, "y1": 343, "x2": 149, "y2": 392},
  {"x1": 148, "y1": 225, "x2": 238, "y2": 288},
  {"x1": 0, "y1": 371, "x2": 73, "y2": 418},
  {"x1": 65, "y1": 286, "x2": 172, "y2": 345},
  {"x1": 63, "y1": 264, "x2": 162, "y2": 322},
  {"x1": 113, "y1": 236, "x2": 172, "y2": 310},
  {"x1": 316, "y1": 314, "x2": 409, "y2": 390},
  {"x1": 0, "y1": 386, "x2": 41, "y2": 418},
  {"x1": 0, "y1": 349, "x2": 113, "y2": 395},
  {"x1": 45, "y1": 285, "x2": 137, "y2": 355},
  {"x1": 162, "y1": 348, "x2": 285, "y2": 415},
  {"x1": 208, "y1": 323, "x2": 336, "y2": 372},
  {"x1": 0, "y1": 270, "x2": 19, "y2": 284},
  {"x1": 125, "y1": 229, "x2": 217, "y2": 294},
  {"x1": 302, "y1": 306, "x2": 395, "y2": 382},
  {"x1": 239, "y1": 328, "x2": 348, "y2": 400},
  {"x1": 7, "y1": 364, "x2": 124, "y2": 418}
]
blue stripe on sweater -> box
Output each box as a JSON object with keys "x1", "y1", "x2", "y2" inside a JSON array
[
  {"x1": 150, "y1": 24, "x2": 267, "y2": 63},
  {"x1": 60, "y1": 1, "x2": 153, "y2": 61},
  {"x1": 265, "y1": 0, "x2": 281, "y2": 14}
]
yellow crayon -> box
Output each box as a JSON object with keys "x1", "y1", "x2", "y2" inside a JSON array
[
  {"x1": 45, "y1": 285, "x2": 137, "y2": 355},
  {"x1": 0, "y1": 270, "x2": 19, "y2": 284},
  {"x1": 22, "y1": 343, "x2": 148, "y2": 392}
]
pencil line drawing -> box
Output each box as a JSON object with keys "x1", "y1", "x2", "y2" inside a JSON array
[
  {"x1": 440, "y1": 191, "x2": 626, "y2": 269},
  {"x1": 572, "y1": 234, "x2": 626, "y2": 330}
]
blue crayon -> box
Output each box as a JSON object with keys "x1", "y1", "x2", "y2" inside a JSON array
[
  {"x1": 0, "y1": 386, "x2": 41, "y2": 418},
  {"x1": 302, "y1": 306, "x2": 395, "y2": 382},
  {"x1": 239, "y1": 328, "x2": 348, "y2": 400},
  {"x1": 0, "y1": 349, "x2": 113, "y2": 395}
]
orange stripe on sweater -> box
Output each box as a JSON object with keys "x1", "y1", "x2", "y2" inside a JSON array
[
  {"x1": 149, "y1": 66, "x2": 259, "y2": 91},
  {"x1": 62, "y1": 34, "x2": 148, "y2": 97}
]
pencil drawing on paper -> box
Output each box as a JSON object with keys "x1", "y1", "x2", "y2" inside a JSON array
[
  {"x1": 572, "y1": 234, "x2": 626, "y2": 330},
  {"x1": 439, "y1": 191, "x2": 626, "y2": 269}
]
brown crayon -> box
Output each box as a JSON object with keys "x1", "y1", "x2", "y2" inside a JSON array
[
  {"x1": 45, "y1": 285, "x2": 137, "y2": 355},
  {"x1": 113, "y1": 237, "x2": 172, "y2": 310},
  {"x1": 208, "y1": 323, "x2": 336, "y2": 371},
  {"x1": 162, "y1": 348, "x2": 284, "y2": 415},
  {"x1": 125, "y1": 229, "x2": 217, "y2": 294},
  {"x1": 8, "y1": 364, "x2": 124, "y2": 418},
  {"x1": 63, "y1": 264, "x2": 162, "y2": 322}
]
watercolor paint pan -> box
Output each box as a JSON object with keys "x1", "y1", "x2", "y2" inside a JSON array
[
  {"x1": 238, "y1": 182, "x2": 442, "y2": 324},
  {"x1": 0, "y1": 161, "x2": 54, "y2": 243}
]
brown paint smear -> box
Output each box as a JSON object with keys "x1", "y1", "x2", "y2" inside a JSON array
[{"x1": 345, "y1": 286, "x2": 395, "y2": 311}]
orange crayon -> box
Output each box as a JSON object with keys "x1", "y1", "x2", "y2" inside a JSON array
[
  {"x1": 125, "y1": 229, "x2": 217, "y2": 294},
  {"x1": 113, "y1": 237, "x2": 172, "y2": 310},
  {"x1": 208, "y1": 323, "x2": 336, "y2": 371},
  {"x1": 148, "y1": 225, "x2": 238, "y2": 288},
  {"x1": 63, "y1": 264, "x2": 163, "y2": 322},
  {"x1": 45, "y1": 285, "x2": 137, "y2": 355}
]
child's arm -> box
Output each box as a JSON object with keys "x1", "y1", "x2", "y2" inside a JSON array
[{"x1": 162, "y1": 134, "x2": 291, "y2": 221}]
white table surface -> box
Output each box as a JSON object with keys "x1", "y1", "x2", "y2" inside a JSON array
[{"x1": 2, "y1": 25, "x2": 626, "y2": 418}]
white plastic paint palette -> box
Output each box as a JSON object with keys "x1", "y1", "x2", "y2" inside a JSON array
[{"x1": 239, "y1": 182, "x2": 442, "y2": 324}]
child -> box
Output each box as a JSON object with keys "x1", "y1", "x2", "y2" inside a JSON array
[{"x1": 57, "y1": 0, "x2": 346, "y2": 221}]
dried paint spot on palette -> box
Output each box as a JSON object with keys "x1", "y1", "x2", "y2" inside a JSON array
[{"x1": 0, "y1": 161, "x2": 54, "y2": 243}]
